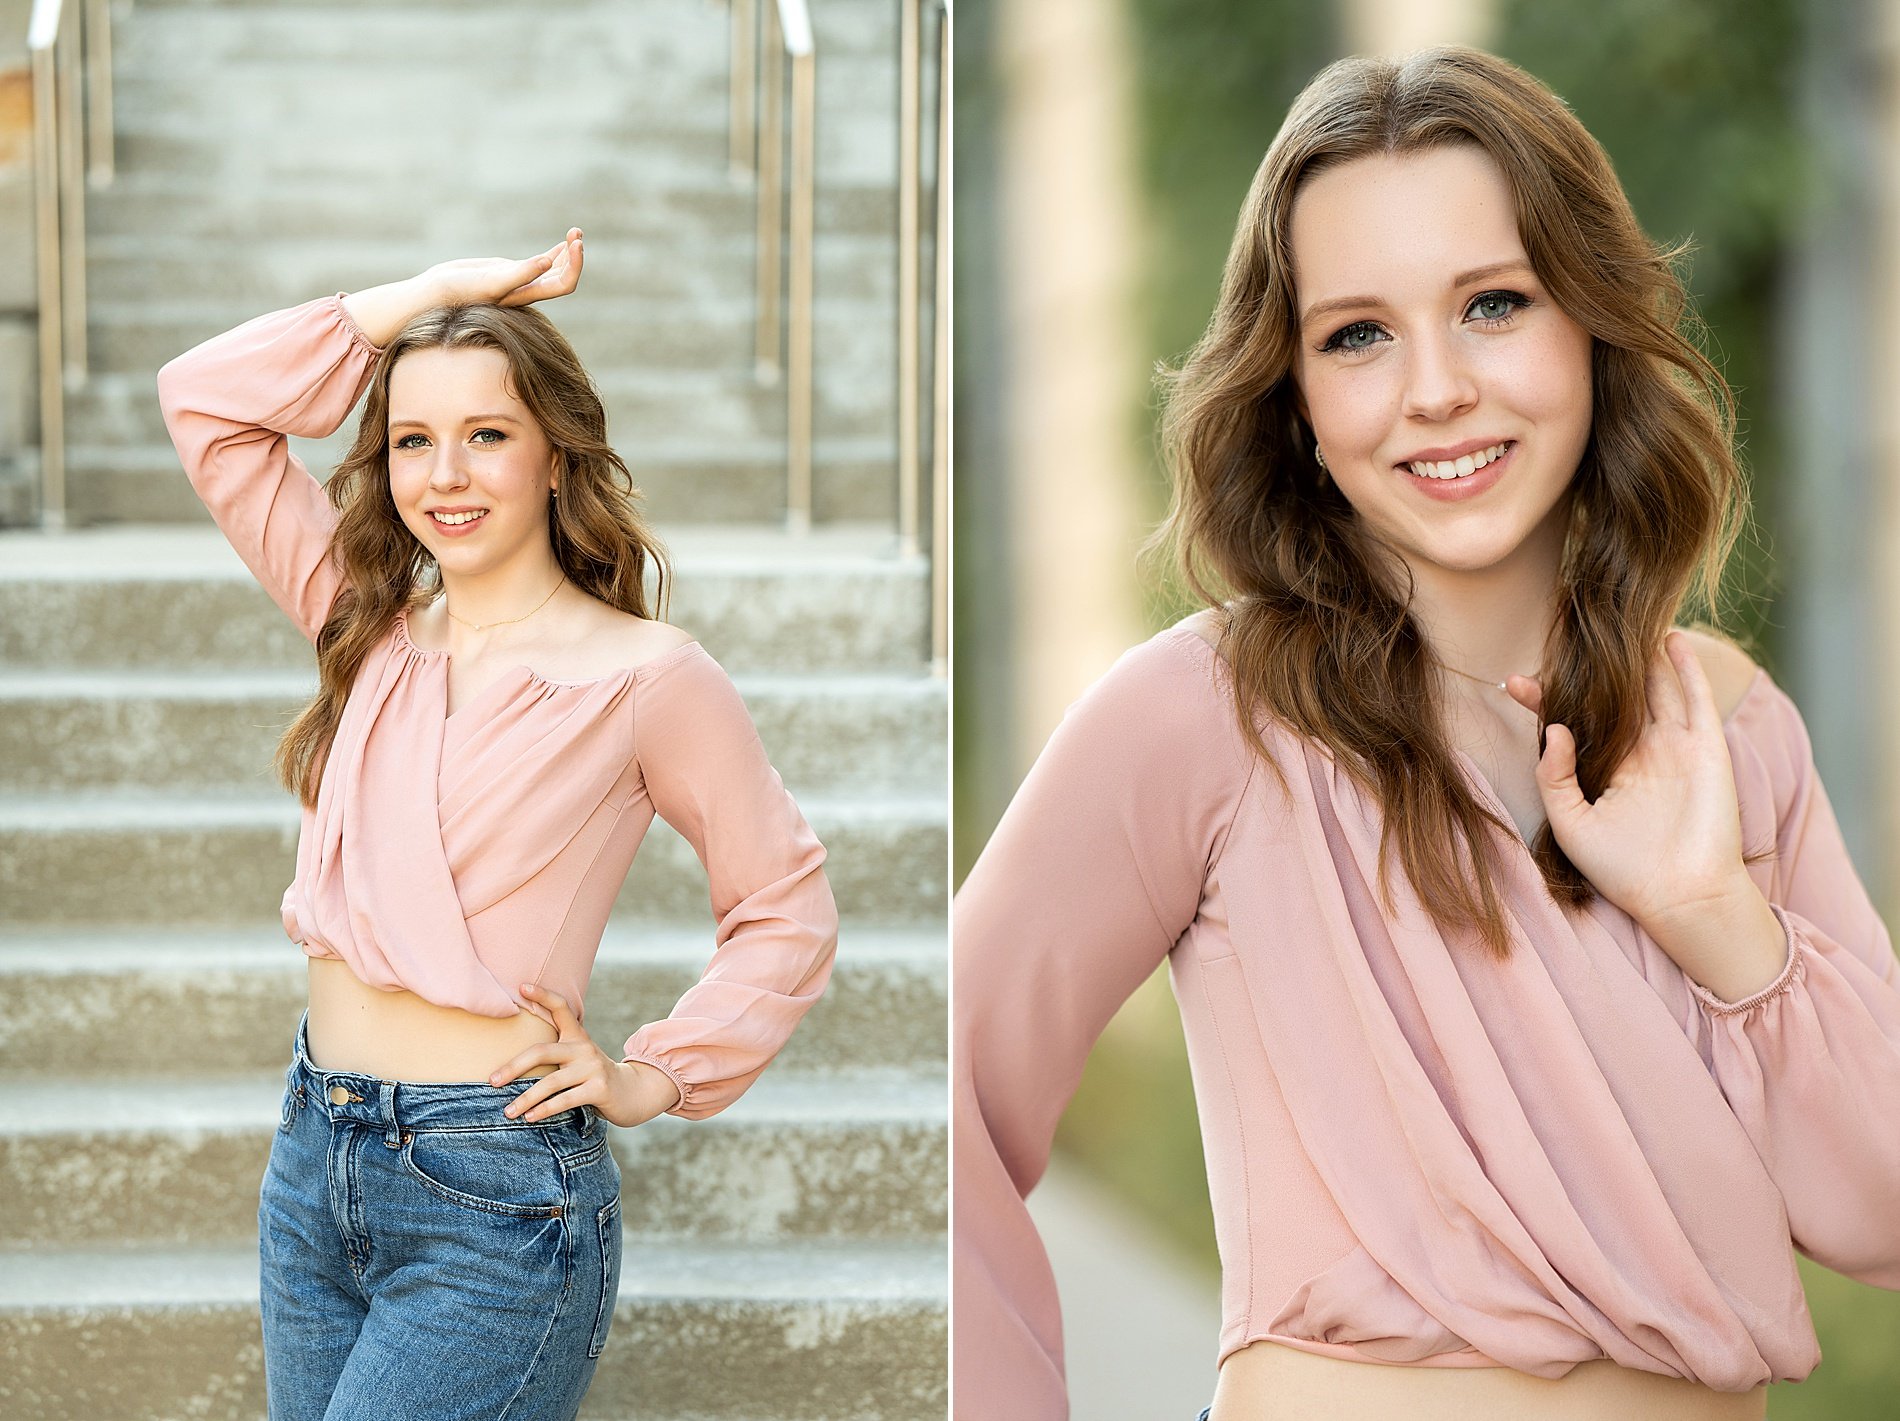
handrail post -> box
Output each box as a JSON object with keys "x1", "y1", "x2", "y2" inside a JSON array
[
  {"x1": 754, "y1": 0, "x2": 784, "y2": 383},
  {"x1": 29, "y1": 0, "x2": 69, "y2": 531},
  {"x1": 897, "y1": 0, "x2": 921, "y2": 558},
  {"x1": 729, "y1": 0, "x2": 756, "y2": 177},
  {"x1": 57, "y1": 0, "x2": 87, "y2": 379},
  {"x1": 930, "y1": 0, "x2": 949, "y2": 672},
  {"x1": 85, "y1": 0, "x2": 115, "y2": 186},
  {"x1": 787, "y1": 43, "x2": 814, "y2": 533}
]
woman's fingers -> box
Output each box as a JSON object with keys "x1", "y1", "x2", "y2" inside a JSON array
[
  {"x1": 502, "y1": 1061, "x2": 599, "y2": 1121},
  {"x1": 1665, "y1": 629, "x2": 1719, "y2": 733},
  {"x1": 1645, "y1": 635, "x2": 1689, "y2": 727},
  {"x1": 1534, "y1": 722, "x2": 1589, "y2": 824},
  {"x1": 1504, "y1": 673, "x2": 1543, "y2": 717}
]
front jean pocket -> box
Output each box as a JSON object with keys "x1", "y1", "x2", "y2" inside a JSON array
[
  {"x1": 589, "y1": 1194, "x2": 621, "y2": 1358},
  {"x1": 399, "y1": 1125, "x2": 567, "y2": 1218}
]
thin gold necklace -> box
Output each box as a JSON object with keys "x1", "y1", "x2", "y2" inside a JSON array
[
  {"x1": 445, "y1": 574, "x2": 566, "y2": 631},
  {"x1": 1431, "y1": 656, "x2": 1514, "y2": 694}
]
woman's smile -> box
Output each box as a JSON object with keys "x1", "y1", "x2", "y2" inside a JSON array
[{"x1": 1397, "y1": 438, "x2": 1517, "y2": 501}]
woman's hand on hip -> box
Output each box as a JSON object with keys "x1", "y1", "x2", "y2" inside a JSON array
[
  {"x1": 488, "y1": 980, "x2": 683, "y2": 1129},
  {"x1": 422, "y1": 227, "x2": 585, "y2": 310}
]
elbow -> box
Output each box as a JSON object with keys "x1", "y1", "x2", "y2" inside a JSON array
[
  {"x1": 154, "y1": 357, "x2": 193, "y2": 428},
  {"x1": 153, "y1": 358, "x2": 212, "y2": 468}
]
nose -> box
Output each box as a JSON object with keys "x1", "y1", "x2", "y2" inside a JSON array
[
  {"x1": 1401, "y1": 328, "x2": 1478, "y2": 424},
  {"x1": 427, "y1": 447, "x2": 472, "y2": 490}
]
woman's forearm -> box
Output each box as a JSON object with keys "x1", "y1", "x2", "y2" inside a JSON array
[{"x1": 340, "y1": 275, "x2": 448, "y2": 349}]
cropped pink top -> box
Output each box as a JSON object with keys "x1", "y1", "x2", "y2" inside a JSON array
[
  {"x1": 954, "y1": 620, "x2": 1900, "y2": 1417},
  {"x1": 155, "y1": 294, "x2": 839, "y2": 1119}
]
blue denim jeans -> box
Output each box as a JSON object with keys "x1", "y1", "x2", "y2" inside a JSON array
[{"x1": 258, "y1": 1009, "x2": 623, "y2": 1420}]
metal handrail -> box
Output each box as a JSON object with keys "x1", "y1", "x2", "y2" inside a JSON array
[
  {"x1": 25, "y1": 0, "x2": 114, "y2": 531},
  {"x1": 930, "y1": 1, "x2": 949, "y2": 672},
  {"x1": 899, "y1": 0, "x2": 949, "y2": 670},
  {"x1": 732, "y1": 0, "x2": 815, "y2": 534}
]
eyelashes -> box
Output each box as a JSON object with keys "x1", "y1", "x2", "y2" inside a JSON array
[
  {"x1": 392, "y1": 428, "x2": 508, "y2": 450},
  {"x1": 1317, "y1": 289, "x2": 1536, "y2": 357}
]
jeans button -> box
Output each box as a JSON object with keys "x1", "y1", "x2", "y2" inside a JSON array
[{"x1": 327, "y1": 1085, "x2": 350, "y2": 1105}]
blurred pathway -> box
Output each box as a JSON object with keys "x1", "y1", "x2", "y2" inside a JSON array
[{"x1": 1029, "y1": 1154, "x2": 1224, "y2": 1421}]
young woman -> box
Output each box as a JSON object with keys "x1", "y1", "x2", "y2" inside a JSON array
[
  {"x1": 954, "y1": 47, "x2": 1900, "y2": 1421},
  {"x1": 157, "y1": 228, "x2": 840, "y2": 1419}
]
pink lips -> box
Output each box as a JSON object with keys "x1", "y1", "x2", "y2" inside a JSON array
[{"x1": 1399, "y1": 441, "x2": 1515, "y2": 503}]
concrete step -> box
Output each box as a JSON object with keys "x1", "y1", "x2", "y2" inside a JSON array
[
  {"x1": 106, "y1": 17, "x2": 902, "y2": 179},
  {"x1": 0, "y1": 787, "x2": 947, "y2": 927},
  {"x1": 83, "y1": 173, "x2": 902, "y2": 244},
  {"x1": 84, "y1": 296, "x2": 893, "y2": 378},
  {"x1": 54, "y1": 439, "x2": 903, "y2": 526},
  {"x1": 0, "y1": 924, "x2": 946, "y2": 1079},
  {"x1": 0, "y1": 524, "x2": 933, "y2": 672},
  {"x1": 82, "y1": 233, "x2": 895, "y2": 316},
  {"x1": 67, "y1": 349, "x2": 897, "y2": 450},
  {"x1": 123, "y1": 0, "x2": 898, "y2": 59},
  {"x1": 0, "y1": 1068, "x2": 945, "y2": 1249},
  {"x1": 0, "y1": 666, "x2": 946, "y2": 796},
  {"x1": 0, "y1": 1238, "x2": 947, "y2": 1420}
]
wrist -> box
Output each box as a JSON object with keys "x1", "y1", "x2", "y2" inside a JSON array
[
  {"x1": 339, "y1": 274, "x2": 445, "y2": 349},
  {"x1": 1644, "y1": 873, "x2": 1789, "y2": 1003},
  {"x1": 620, "y1": 1058, "x2": 684, "y2": 1116}
]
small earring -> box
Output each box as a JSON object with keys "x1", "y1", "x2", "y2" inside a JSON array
[{"x1": 1314, "y1": 442, "x2": 1329, "y2": 478}]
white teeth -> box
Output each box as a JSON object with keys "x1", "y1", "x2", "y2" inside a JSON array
[
  {"x1": 1406, "y1": 442, "x2": 1511, "y2": 480},
  {"x1": 432, "y1": 509, "x2": 487, "y2": 526}
]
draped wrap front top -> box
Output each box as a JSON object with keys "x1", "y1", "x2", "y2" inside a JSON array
[
  {"x1": 156, "y1": 294, "x2": 839, "y2": 1119},
  {"x1": 954, "y1": 620, "x2": 1900, "y2": 1418}
]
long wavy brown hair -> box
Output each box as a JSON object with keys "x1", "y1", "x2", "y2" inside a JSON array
[
  {"x1": 275, "y1": 301, "x2": 671, "y2": 808},
  {"x1": 1145, "y1": 45, "x2": 1769, "y2": 959}
]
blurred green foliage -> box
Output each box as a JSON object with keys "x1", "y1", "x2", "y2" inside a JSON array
[{"x1": 1055, "y1": 1, "x2": 1900, "y2": 1413}]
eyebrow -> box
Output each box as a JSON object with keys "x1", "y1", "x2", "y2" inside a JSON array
[
  {"x1": 387, "y1": 413, "x2": 523, "y2": 431},
  {"x1": 1299, "y1": 260, "x2": 1537, "y2": 329}
]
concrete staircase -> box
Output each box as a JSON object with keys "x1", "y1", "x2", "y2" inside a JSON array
[{"x1": 0, "y1": 1, "x2": 945, "y2": 1417}]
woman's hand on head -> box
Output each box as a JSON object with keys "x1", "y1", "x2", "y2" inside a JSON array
[
  {"x1": 421, "y1": 228, "x2": 585, "y2": 310},
  {"x1": 486, "y1": 979, "x2": 683, "y2": 1129},
  {"x1": 1508, "y1": 630, "x2": 1751, "y2": 935}
]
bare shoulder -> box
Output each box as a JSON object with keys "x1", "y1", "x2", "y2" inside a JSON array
[
  {"x1": 1673, "y1": 625, "x2": 1763, "y2": 722},
  {"x1": 573, "y1": 601, "x2": 697, "y2": 672}
]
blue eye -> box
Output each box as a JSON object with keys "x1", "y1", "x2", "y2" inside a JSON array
[
  {"x1": 1467, "y1": 289, "x2": 1532, "y2": 325},
  {"x1": 1322, "y1": 290, "x2": 1542, "y2": 357},
  {"x1": 392, "y1": 428, "x2": 506, "y2": 450},
  {"x1": 1320, "y1": 320, "x2": 1388, "y2": 355}
]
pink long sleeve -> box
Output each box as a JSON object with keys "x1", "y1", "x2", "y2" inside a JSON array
[
  {"x1": 619, "y1": 646, "x2": 840, "y2": 1120},
  {"x1": 155, "y1": 294, "x2": 382, "y2": 643},
  {"x1": 1685, "y1": 678, "x2": 1900, "y2": 1287},
  {"x1": 952, "y1": 634, "x2": 1257, "y2": 1421}
]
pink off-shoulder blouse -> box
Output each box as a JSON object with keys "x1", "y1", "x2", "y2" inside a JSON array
[
  {"x1": 155, "y1": 293, "x2": 839, "y2": 1119},
  {"x1": 954, "y1": 620, "x2": 1900, "y2": 1418}
]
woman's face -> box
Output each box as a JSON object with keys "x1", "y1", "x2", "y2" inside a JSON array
[
  {"x1": 385, "y1": 346, "x2": 560, "y2": 571},
  {"x1": 1287, "y1": 143, "x2": 1594, "y2": 588}
]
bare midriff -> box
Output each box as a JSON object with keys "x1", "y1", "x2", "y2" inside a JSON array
[
  {"x1": 1208, "y1": 1338, "x2": 1768, "y2": 1421},
  {"x1": 304, "y1": 954, "x2": 560, "y2": 1084}
]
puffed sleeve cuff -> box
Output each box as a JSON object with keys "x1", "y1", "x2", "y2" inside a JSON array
[
  {"x1": 1690, "y1": 900, "x2": 1900, "y2": 1285},
  {"x1": 1687, "y1": 903, "x2": 1805, "y2": 1017},
  {"x1": 327, "y1": 291, "x2": 387, "y2": 357},
  {"x1": 620, "y1": 1048, "x2": 695, "y2": 1117}
]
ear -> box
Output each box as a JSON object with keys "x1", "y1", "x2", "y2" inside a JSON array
[{"x1": 1288, "y1": 380, "x2": 1310, "y2": 426}]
